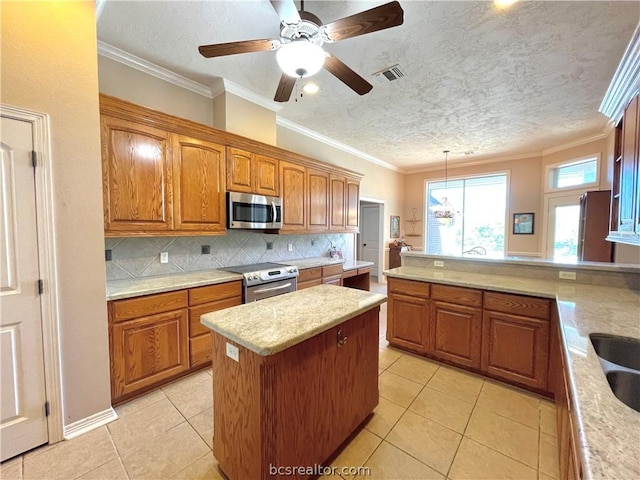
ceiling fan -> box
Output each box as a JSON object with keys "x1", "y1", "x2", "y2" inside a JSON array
[{"x1": 198, "y1": 0, "x2": 404, "y2": 102}]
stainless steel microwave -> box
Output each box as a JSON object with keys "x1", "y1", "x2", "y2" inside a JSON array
[{"x1": 227, "y1": 192, "x2": 282, "y2": 229}]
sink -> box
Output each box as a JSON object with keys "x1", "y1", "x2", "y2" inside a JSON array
[
  {"x1": 589, "y1": 333, "x2": 640, "y2": 371},
  {"x1": 606, "y1": 371, "x2": 640, "y2": 413}
]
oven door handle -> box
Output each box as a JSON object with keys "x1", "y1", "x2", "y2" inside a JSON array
[
  {"x1": 271, "y1": 201, "x2": 277, "y2": 224},
  {"x1": 253, "y1": 282, "x2": 293, "y2": 294}
]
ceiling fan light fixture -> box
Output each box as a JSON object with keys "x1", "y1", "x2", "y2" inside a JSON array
[{"x1": 276, "y1": 40, "x2": 325, "y2": 78}]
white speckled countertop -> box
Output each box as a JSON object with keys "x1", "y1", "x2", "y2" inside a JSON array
[
  {"x1": 106, "y1": 269, "x2": 243, "y2": 301},
  {"x1": 200, "y1": 284, "x2": 386, "y2": 356},
  {"x1": 384, "y1": 266, "x2": 640, "y2": 480}
]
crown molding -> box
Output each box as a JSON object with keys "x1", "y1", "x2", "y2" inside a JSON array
[
  {"x1": 599, "y1": 22, "x2": 640, "y2": 123},
  {"x1": 404, "y1": 151, "x2": 542, "y2": 174},
  {"x1": 541, "y1": 131, "x2": 608, "y2": 156},
  {"x1": 97, "y1": 41, "x2": 213, "y2": 98},
  {"x1": 222, "y1": 79, "x2": 282, "y2": 113},
  {"x1": 276, "y1": 117, "x2": 401, "y2": 172}
]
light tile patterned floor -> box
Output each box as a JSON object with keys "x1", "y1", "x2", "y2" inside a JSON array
[{"x1": 0, "y1": 281, "x2": 558, "y2": 480}]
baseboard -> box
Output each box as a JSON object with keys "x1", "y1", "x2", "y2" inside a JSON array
[{"x1": 63, "y1": 407, "x2": 118, "y2": 440}]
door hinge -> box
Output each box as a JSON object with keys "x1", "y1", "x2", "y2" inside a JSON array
[
  {"x1": 44, "y1": 401, "x2": 50, "y2": 417},
  {"x1": 32, "y1": 151, "x2": 38, "y2": 168},
  {"x1": 38, "y1": 279, "x2": 44, "y2": 295}
]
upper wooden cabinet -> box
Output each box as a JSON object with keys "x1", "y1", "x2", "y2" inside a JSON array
[
  {"x1": 330, "y1": 175, "x2": 346, "y2": 231},
  {"x1": 101, "y1": 116, "x2": 174, "y2": 233},
  {"x1": 308, "y1": 168, "x2": 330, "y2": 232},
  {"x1": 346, "y1": 179, "x2": 360, "y2": 232},
  {"x1": 226, "y1": 147, "x2": 279, "y2": 197},
  {"x1": 173, "y1": 135, "x2": 226, "y2": 232},
  {"x1": 280, "y1": 161, "x2": 307, "y2": 232}
]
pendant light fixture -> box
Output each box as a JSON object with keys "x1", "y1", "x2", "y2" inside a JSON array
[{"x1": 434, "y1": 150, "x2": 455, "y2": 224}]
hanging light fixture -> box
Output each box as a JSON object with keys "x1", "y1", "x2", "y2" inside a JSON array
[{"x1": 433, "y1": 150, "x2": 456, "y2": 224}]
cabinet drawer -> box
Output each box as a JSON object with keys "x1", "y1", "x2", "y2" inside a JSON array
[
  {"x1": 322, "y1": 264, "x2": 344, "y2": 277},
  {"x1": 484, "y1": 292, "x2": 551, "y2": 320},
  {"x1": 388, "y1": 278, "x2": 430, "y2": 298},
  {"x1": 111, "y1": 290, "x2": 188, "y2": 322},
  {"x1": 432, "y1": 284, "x2": 482, "y2": 308},
  {"x1": 299, "y1": 267, "x2": 322, "y2": 282},
  {"x1": 189, "y1": 281, "x2": 242, "y2": 306},
  {"x1": 190, "y1": 334, "x2": 212, "y2": 368},
  {"x1": 342, "y1": 269, "x2": 358, "y2": 279},
  {"x1": 323, "y1": 275, "x2": 342, "y2": 286},
  {"x1": 189, "y1": 296, "x2": 242, "y2": 337},
  {"x1": 358, "y1": 267, "x2": 372, "y2": 275},
  {"x1": 298, "y1": 278, "x2": 322, "y2": 290}
]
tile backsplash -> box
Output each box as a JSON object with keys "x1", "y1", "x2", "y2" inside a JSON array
[{"x1": 105, "y1": 231, "x2": 355, "y2": 280}]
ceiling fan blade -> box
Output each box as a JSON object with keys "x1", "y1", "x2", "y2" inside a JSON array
[
  {"x1": 274, "y1": 74, "x2": 297, "y2": 102},
  {"x1": 270, "y1": 0, "x2": 301, "y2": 24},
  {"x1": 322, "y1": 1, "x2": 404, "y2": 43},
  {"x1": 198, "y1": 39, "x2": 279, "y2": 58},
  {"x1": 324, "y1": 54, "x2": 373, "y2": 96}
]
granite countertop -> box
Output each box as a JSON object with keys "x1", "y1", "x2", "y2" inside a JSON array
[
  {"x1": 342, "y1": 260, "x2": 374, "y2": 271},
  {"x1": 106, "y1": 269, "x2": 243, "y2": 301},
  {"x1": 200, "y1": 284, "x2": 386, "y2": 356},
  {"x1": 286, "y1": 257, "x2": 344, "y2": 269},
  {"x1": 384, "y1": 266, "x2": 640, "y2": 480}
]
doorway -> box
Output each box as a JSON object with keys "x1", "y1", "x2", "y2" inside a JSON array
[
  {"x1": 358, "y1": 199, "x2": 384, "y2": 279},
  {"x1": 545, "y1": 194, "x2": 582, "y2": 261}
]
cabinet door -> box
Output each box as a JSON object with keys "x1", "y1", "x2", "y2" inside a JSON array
[
  {"x1": 430, "y1": 301, "x2": 482, "y2": 369},
  {"x1": 226, "y1": 147, "x2": 253, "y2": 193},
  {"x1": 481, "y1": 310, "x2": 549, "y2": 390},
  {"x1": 280, "y1": 161, "x2": 306, "y2": 232},
  {"x1": 254, "y1": 154, "x2": 279, "y2": 196},
  {"x1": 173, "y1": 135, "x2": 226, "y2": 232},
  {"x1": 101, "y1": 116, "x2": 173, "y2": 233},
  {"x1": 111, "y1": 309, "x2": 189, "y2": 400},
  {"x1": 346, "y1": 179, "x2": 360, "y2": 231},
  {"x1": 618, "y1": 95, "x2": 638, "y2": 232},
  {"x1": 307, "y1": 168, "x2": 330, "y2": 231},
  {"x1": 387, "y1": 293, "x2": 429, "y2": 354},
  {"x1": 330, "y1": 175, "x2": 346, "y2": 231}
]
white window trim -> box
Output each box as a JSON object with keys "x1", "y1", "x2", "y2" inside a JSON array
[{"x1": 544, "y1": 153, "x2": 601, "y2": 193}]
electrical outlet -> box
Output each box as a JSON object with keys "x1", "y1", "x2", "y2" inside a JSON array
[
  {"x1": 226, "y1": 342, "x2": 239, "y2": 362},
  {"x1": 201, "y1": 245, "x2": 210, "y2": 255},
  {"x1": 559, "y1": 271, "x2": 576, "y2": 280},
  {"x1": 434, "y1": 260, "x2": 444, "y2": 268},
  {"x1": 160, "y1": 252, "x2": 169, "y2": 263},
  {"x1": 105, "y1": 249, "x2": 112, "y2": 262},
  {"x1": 287, "y1": 243, "x2": 293, "y2": 252}
]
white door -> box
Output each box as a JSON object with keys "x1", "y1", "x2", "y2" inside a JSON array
[
  {"x1": 359, "y1": 205, "x2": 380, "y2": 276},
  {"x1": 545, "y1": 194, "x2": 582, "y2": 261},
  {"x1": 1, "y1": 116, "x2": 48, "y2": 461}
]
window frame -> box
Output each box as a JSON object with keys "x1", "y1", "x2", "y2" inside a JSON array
[{"x1": 544, "y1": 154, "x2": 600, "y2": 193}]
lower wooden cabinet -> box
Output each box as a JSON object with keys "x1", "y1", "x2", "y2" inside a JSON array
[
  {"x1": 111, "y1": 308, "x2": 189, "y2": 400},
  {"x1": 387, "y1": 279, "x2": 430, "y2": 354},
  {"x1": 430, "y1": 301, "x2": 482, "y2": 369},
  {"x1": 298, "y1": 267, "x2": 322, "y2": 290},
  {"x1": 481, "y1": 310, "x2": 550, "y2": 390}
]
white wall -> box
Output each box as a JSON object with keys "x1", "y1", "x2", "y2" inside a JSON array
[{"x1": 1, "y1": 1, "x2": 111, "y2": 424}]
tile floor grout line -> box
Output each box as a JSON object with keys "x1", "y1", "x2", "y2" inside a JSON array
[{"x1": 104, "y1": 422, "x2": 132, "y2": 480}]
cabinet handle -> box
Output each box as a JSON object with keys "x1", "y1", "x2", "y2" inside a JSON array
[{"x1": 337, "y1": 329, "x2": 348, "y2": 347}]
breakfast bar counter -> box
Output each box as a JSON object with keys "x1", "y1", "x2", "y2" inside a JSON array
[{"x1": 200, "y1": 285, "x2": 386, "y2": 480}]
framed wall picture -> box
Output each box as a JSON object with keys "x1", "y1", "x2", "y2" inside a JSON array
[
  {"x1": 513, "y1": 213, "x2": 534, "y2": 234},
  {"x1": 390, "y1": 215, "x2": 400, "y2": 238}
]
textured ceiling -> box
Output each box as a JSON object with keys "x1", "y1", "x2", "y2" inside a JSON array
[{"x1": 97, "y1": 1, "x2": 640, "y2": 170}]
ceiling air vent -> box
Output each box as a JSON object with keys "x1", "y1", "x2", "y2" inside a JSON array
[{"x1": 372, "y1": 64, "x2": 405, "y2": 84}]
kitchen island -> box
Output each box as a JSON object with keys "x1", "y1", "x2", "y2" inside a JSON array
[{"x1": 200, "y1": 284, "x2": 386, "y2": 480}]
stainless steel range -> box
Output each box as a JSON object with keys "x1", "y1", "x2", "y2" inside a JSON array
[{"x1": 221, "y1": 262, "x2": 299, "y2": 303}]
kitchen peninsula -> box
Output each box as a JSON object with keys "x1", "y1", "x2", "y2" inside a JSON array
[
  {"x1": 384, "y1": 253, "x2": 640, "y2": 480},
  {"x1": 200, "y1": 284, "x2": 386, "y2": 480}
]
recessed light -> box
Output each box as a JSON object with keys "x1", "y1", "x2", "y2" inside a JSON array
[
  {"x1": 303, "y1": 83, "x2": 319, "y2": 95},
  {"x1": 494, "y1": 0, "x2": 519, "y2": 9}
]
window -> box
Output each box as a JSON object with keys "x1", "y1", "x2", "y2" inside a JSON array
[
  {"x1": 547, "y1": 156, "x2": 598, "y2": 190},
  {"x1": 426, "y1": 174, "x2": 507, "y2": 257}
]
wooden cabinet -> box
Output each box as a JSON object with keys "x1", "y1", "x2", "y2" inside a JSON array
[
  {"x1": 610, "y1": 93, "x2": 640, "y2": 241},
  {"x1": 322, "y1": 263, "x2": 343, "y2": 286},
  {"x1": 173, "y1": 135, "x2": 226, "y2": 232},
  {"x1": 330, "y1": 175, "x2": 346, "y2": 231},
  {"x1": 482, "y1": 292, "x2": 551, "y2": 390},
  {"x1": 346, "y1": 179, "x2": 360, "y2": 232},
  {"x1": 298, "y1": 267, "x2": 322, "y2": 290},
  {"x1": 307, "y1": 168, "x2": 330, "y2": 232},
  {"x1": 109, "y1": 291, "x2": 189, "y2": 402},
  {"x1": 577, "y1": 190, "x2": 612, "y2": 262},
  {"x1": 226, "y1": 147, "x2": 279, "y2": 196},
  {"x1": 387, "y1": 278, "x2": 430, "y2": 354},
  {"x1": 430, "y1": 285, "x2": 482, "y2": 369},
  {"x1": 101, "y1": 116, "x2": 174, "y2": 233},
  {"x1": 101, "y1": 99, "x2": 226, "y2": 237},
  {"x1": 280, "y1": 161, "x2": 307, "y2": 232},
  {"x1": 188, "y1": 281, "x2": 242, "y2": 368}
]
